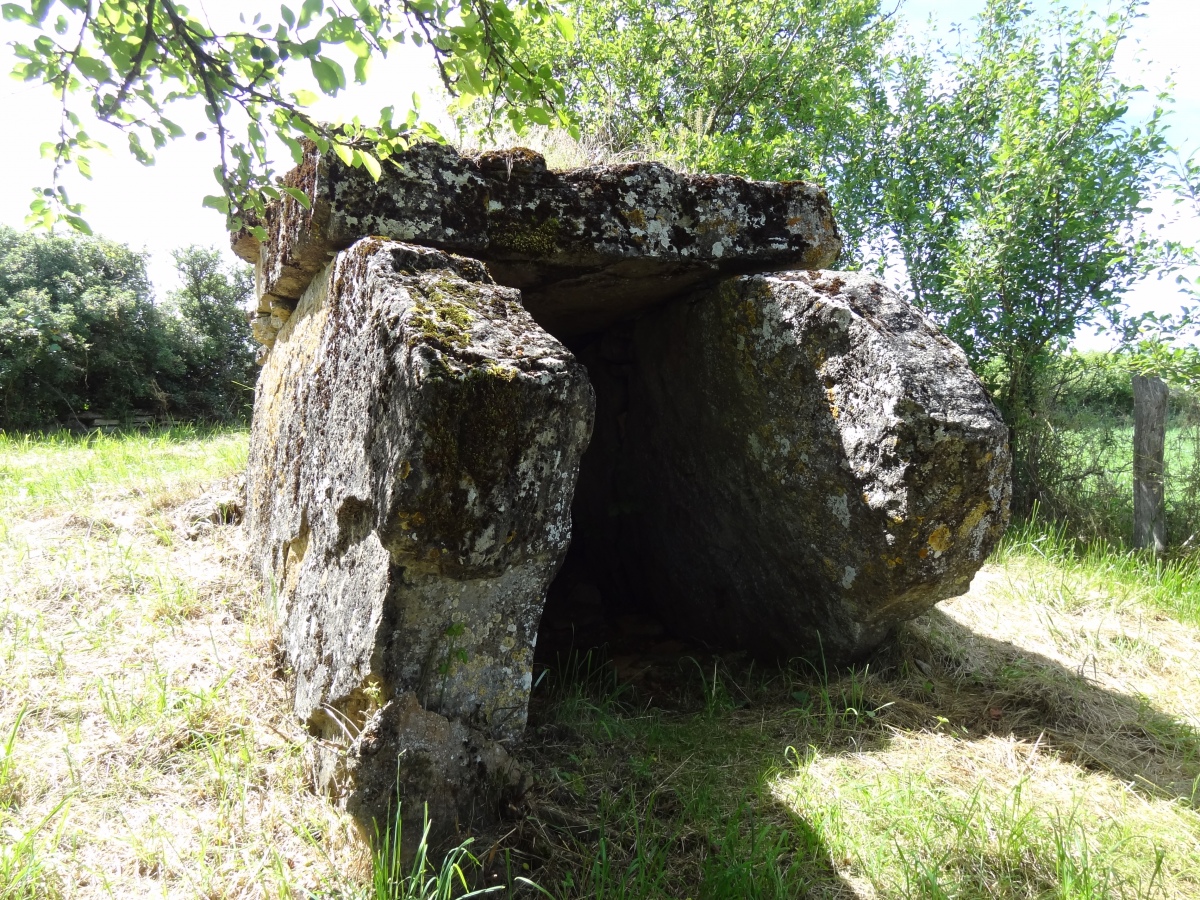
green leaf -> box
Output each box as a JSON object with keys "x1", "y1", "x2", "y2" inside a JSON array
[
  {"x1": 75, "y1": 56, "x2": 112, "y2": 82},
  {"x1": 62, "y1": 214, "x2": 91, "y2": 234},
  {"x1": 1, "y1": 4, "x2": 34, "y2": 24},
  {"x1": 353, "y1": 54, "x2": 370, "y2": 84},
  {"x1": 332, "y1": 142, "x2": 354, "y2": 166},
  {"x1": 526, "y1": 106, "x2": 552, "y2": 126},
  {"x1": 280, "y1": 4, "x2": 295, "y2": 28},
  {"x1": 552, "y1": 12, "x2": 575, "y2": 42},
  {"x1": 357, "y1": 149, "x2": 381, "y2": 181},
  {"x1": 292, "y1": 89, "x2": 319, "y2": 107},
  {"x1": 460, "y1": 58, "x2": 485, "y2": 96},
  {"x1": 281, "y1": 186, "x2": 313, "y2": 209},
  {"x1": 298, "y1": 0, "x2": 322, "y2": 28},
  {"x1": 310, "y1": 57, "x2": 345, "y2": 94},
  {"x1": 202, "y1": 194, "x2": 230, "y2": 214}
]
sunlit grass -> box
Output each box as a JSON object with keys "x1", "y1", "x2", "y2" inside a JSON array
[
  {"x1": 0, "y1": 427, "x2": 371, "y2": 898},
  {"x1": 0, "y1": 425, "x2": 248, "y2": 513},
  {"x1": 4, "y1": 428, "x2": 1200, "y2": 898},
  {"x1": 998, "y1": 513, "x2": 1200, "y2": 626}
]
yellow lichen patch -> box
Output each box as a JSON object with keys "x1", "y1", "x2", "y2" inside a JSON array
[
  {"x1": 927, "y1": 524, "x2": 953, "y2": 554},
  {"x1": 486, "y1": 363, "x2": 520, "y2": 381},
  {"x1": 398, "y1": 460, "x2": 412, "y2": 481},
  {"x1": 956, "y1": 500, "x2": 991, "y2": 542},
  {"x1": 623, "y1": 207, "x2": 647, "y2": 229},
  {"x1": 396, "y1": 510, "x2": 426, "y2": 532},
  {"x1": 408, "y1": 280, "x2": 481, "y2": 349},
  {"x1": 825, "y1": 387, "x2": 839, "y2": 419},
  {"x1": 740, "y1": 298, "x2": 760, "y2": 330}
]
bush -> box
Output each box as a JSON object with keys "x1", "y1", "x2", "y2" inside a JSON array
[
  {"x1": 0, "y1": 228, "x2": 256, "y2": 430},
  {"x1": 163, "y1": 246, "x2": 257, "y2": 421}
]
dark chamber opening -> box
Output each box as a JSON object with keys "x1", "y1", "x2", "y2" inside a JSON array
[{"x1": 533, "y1": 323, "x2": 676, "y2": 666}]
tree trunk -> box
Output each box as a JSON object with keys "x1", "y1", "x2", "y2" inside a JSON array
[{"x1": 1132, "y1": 374, "x2": 1168, "y2": 554}]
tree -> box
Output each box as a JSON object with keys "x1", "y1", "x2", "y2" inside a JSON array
[
  {"x1": 0, "y1": 228, "x2": 256, "y2": 428},
  {"x1": 507, "y1": 0, "x2": 895, "y2": 254},
  {"x1": 887, "y1": 1, "x2": 1169, "y2": 509},
  {"x1": 534, "y1": 0, "x2": 1173, "y2": 513},
  {"x1": 164, "y1": 245, "x2": 257, "y2": 420},
  {"x1": 3, "y1": 0, "x2": 577, "y2": 232},
  {"x1": 0, "y1": 225, "x2": 173, "y2": 426}
]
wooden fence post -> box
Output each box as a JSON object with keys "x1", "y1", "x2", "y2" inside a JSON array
[{"x1": 1132, "y1": 374, "x2": 1169, "y2": 554}]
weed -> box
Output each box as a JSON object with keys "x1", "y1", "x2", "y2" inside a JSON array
[{"x1": 371, "y1": 803, "x2": 545, "y2": 900}]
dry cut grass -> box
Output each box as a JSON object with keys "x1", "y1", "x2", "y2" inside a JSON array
[
  {"x1": 0, "y1": 428, "x2": 369, "y2": 899},
  {"x1": 4, "y1": 428, "x2": 1200, "y2": 899}
]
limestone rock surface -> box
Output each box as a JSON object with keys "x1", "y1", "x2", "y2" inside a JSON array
[
  {"x1": 574, "y1": 270, "x2": 1011, "y2": 661},
  {"x1": 336, "y1": 694, "x2": 525, "y2": 860},
  {"x1": 247, "y1": 237, "x2": 593, "y2": 835},
  {"x1": 234, "y1": 142, "x2": 841, "y2": 341}
]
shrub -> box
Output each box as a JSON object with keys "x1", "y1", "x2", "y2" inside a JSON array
[{"x1": 0, "y1": 228, "x2": 255, "y2": 429}]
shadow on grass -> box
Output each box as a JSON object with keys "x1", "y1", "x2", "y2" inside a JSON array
[{"x1": 491, "y1": 606, "x2": 1200, "y2": 898}]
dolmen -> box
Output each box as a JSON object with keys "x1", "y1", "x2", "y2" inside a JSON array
[{"x1": 232, "y1": 142, "x2": 1011, "y2": 855}]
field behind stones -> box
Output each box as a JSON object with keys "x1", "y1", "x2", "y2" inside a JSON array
[{"x1": 2, "y1": 428, "x2": 1200, "y2": 899}]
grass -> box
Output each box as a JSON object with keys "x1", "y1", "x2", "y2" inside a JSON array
[
  {"x1": 3, "y1": 427, "x2": 1200, "y2": 898},
  {"x1": 996, "y1": 514, "x2": 1200, "y2": 626},
  {"x1": 491, "y1": 513, "x2": 1200, "y2": 896},
  {"x1": 0, "y1": 426, "x2": 370, "y2": 898},
  {"x1": 1026, "y1": 402, "x2": 1200, "y2": 547}
]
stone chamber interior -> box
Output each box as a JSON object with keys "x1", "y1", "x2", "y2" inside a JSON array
[{"x1": 534, "y1": 321, "x2": 686, "y2": 667}]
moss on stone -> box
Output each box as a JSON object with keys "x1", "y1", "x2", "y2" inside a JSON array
[
  {"x1": 492, "y1": 216, "x2": 562, "y2": 256},
  {"x1": 409, "y1": 278, "x2": 478, "y2": 349}
]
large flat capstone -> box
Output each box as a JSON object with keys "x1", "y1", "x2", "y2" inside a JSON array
[
  {"x1": 234, "y1": 142, "x2": 841, "y2": 342},
  {"x1": 247, "y1": 237, "x2": 593, "y2": 847},
  {"x1": 566, "y1": 270, "x2": 1011, "y2": 661}
]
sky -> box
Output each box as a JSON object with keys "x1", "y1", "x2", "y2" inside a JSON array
[{"x1": 0, "y1": 0, "x2": 1198, "y2": 342}]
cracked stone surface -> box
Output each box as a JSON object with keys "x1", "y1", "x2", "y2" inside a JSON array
[
  {"x1": 570, "y1": 270, "x2": 1011, "y2": 662},
  {"x1": 234, "y1": 142, "x2": 841, "y2": 345},
  {"x1": 246, "y1": 237, "x2": 593, "y2": 842}
]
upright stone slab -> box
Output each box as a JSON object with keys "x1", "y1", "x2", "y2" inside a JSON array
[
  {"x1": 248, "y1": 238, "x2": 594, "y2": 845},
  {"x1": 574, "y1": 270, "x2": 1011, "y2": 662},
  {"x1": 233, "y1": 142, "x2": 841, "y2": 344}
]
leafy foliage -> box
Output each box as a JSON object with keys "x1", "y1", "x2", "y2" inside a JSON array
[
  {"x1": 506, "y1": 0, "x2": 894, "y2": 250},
  {"x1": 3, "y1": 0, "x2": 576, "y2": 232},
  {"x1": 905, "y1": 1, "x2": 1169, "y2": 512},
  {"x1": 535, "y1": 0, "x2": 1175, "y2": 514},
  {"x1": 0, "y1": 227, "x2": 254, "y2": 429},
  {"x1": 163, "y1": 245, "x2": 258, "y2": 420},
  {"x1": 920, "y1": 2, "x2": 1167, "y2": 405}
]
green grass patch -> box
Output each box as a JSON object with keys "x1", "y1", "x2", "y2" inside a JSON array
[
  {"x1": 4, "y1": 420, "x2": 1200, "y2": 898},
  {"x1": 505, "y1": 626, "x2": 1200, "y2": 899},
  {"x1": 0, "y1": 425, "x2": 248, "y2": 514},
  {"x1": 999, "y1": 513, "x2": 1200, "y2": 627},
  {"x1": 500, "y1": 639, "x2": 1200, "y2": 899}
]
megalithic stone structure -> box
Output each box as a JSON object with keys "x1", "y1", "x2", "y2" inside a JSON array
[
  {"x1": 234, "y1": 142, "x2": 1010, "y2": 856},
  {"x1": 232, "y1": 141, "x2": 842, "y2": 351}
]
